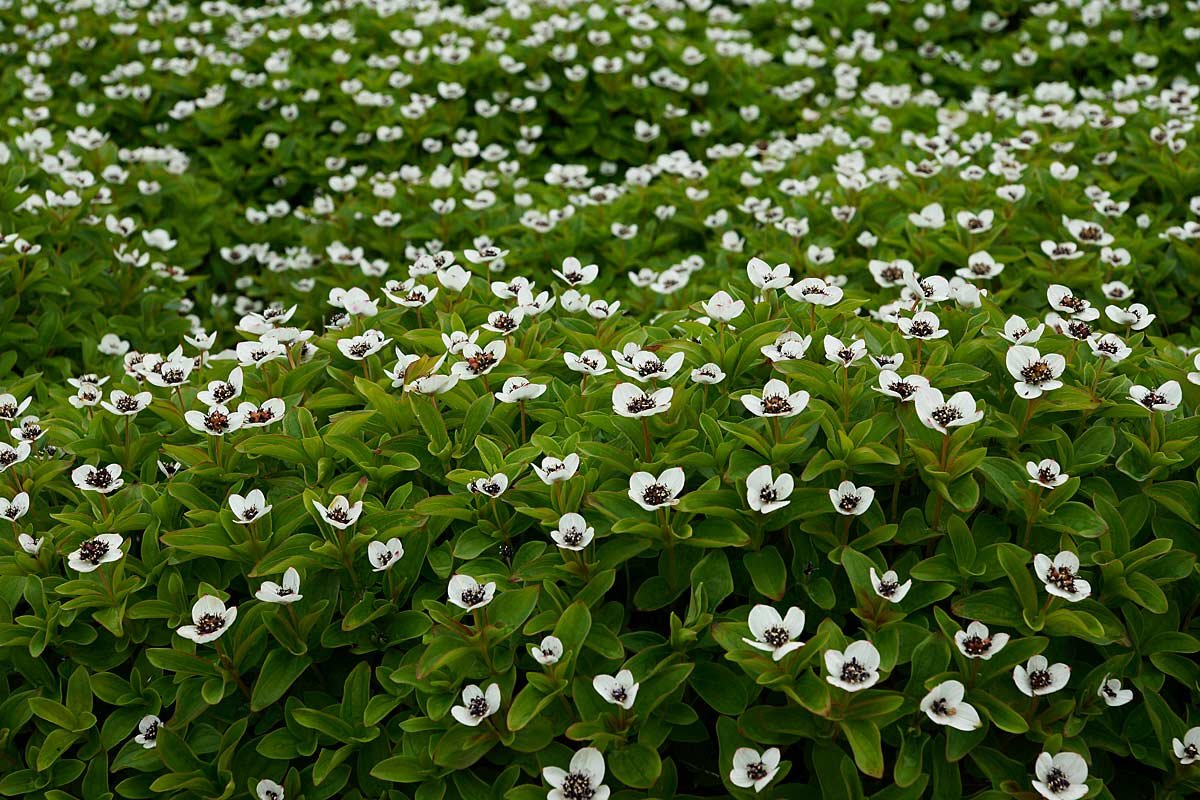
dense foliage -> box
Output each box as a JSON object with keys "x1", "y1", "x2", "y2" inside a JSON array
[{"x1": 3, "y1": 1, "x2": 1200, "y2": 799}]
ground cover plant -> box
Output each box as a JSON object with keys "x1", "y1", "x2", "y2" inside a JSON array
[{"x1": 2, "y1": 0, "x2": 1200, "y2": 798}]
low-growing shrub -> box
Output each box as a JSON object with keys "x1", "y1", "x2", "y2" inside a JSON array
[{"x1": 1, "y1": 2, "x2": 1200, "y2": 800}]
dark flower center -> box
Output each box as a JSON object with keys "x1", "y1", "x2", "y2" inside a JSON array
[
  {"x1": 930, "y1": 698, "x2": 951, "y2": 716},
  {"x1": 1037, "y1": 467, "x2": 1057, "y2": 484},
  {"x1": 247, "y1": 408, "x2": 275, "y2": 424},
  {"x1": 1046, "y1": 767, "x2": 1071, "y2": 793},
  {"x1": 1046, "y1": 565, "x2": 1076, "y2": 593},
  {"x1": 877, "y1": 579, "x2": 898, "y2": 596},
  {"x1": 759, "y1": 486, "x2": 778, "y2": 504},
  {"x1": 78, "y1": 538, "x2": 110, "y2": 564},
  {"x1": 642, "y1": 483, "x2": 671, "y2": 506},
  {"x1": 560, "y1": 772, "x2": 595, "y2": 800},
  {"x1": 212, "y1": 384, "x2": 235, "y2": 403},
  {"x1": 1066, "y1": 320, "x2": 1092, "y2": 340},
  {"x1": 963, "y1": 634, "x2": 992, "y2": 656},
  {"x1": 761, "y1": 394, "x2": 792, "y2": 415},
  {"x1": 0, "y1": 404, "x2": 16, "y2": 419},
  {"x1": 241, "y1": 506, "x2": 259, "y2": 520},
  {"x1": 562, "y1": 527, "x2": 583, "y2": 546},
  {"x1": 762, "y1": 625, "x2": 790, "y2": 647},
  {"x1": 460, "y1": 586, "x2": 486, "y2": 606},
  {"x1": 1058, "y1": 295, "x2": 1086, "y2": 312},
  {"x1": 626, "y1": 396, "x2": 657, "y2": 414},
  {"x1": 203, "y1": 411, "x2": 230, "y2": 432},
  {"x1": 86, "y1": 468, "x2": 114, "y2": 489},
  {"x1": 1184, "y1": 744, "x2": 1199, "y2": 760},
  {"x1": 838, "y1": 494, "x2": 860, "y2": 512},
  {"x1": 326, "y1": 506, "x2": 351, "y2": 524},
  {"x1": 142, "y1": 721, "x2": 159, "y2": 739},
  {"x1": 931, "y1": 405, "x2": 962, "y2": 427},
  {"x1": 491, "y1": 314, "x2": 517, "y2": 332},
  {"x1": 889, "y1": 380, "x2": 916, "y2": 399},
  {"x1": 468, "y1": 696, "x2": 490, "y2": 717},
  {"x1": 1140, "y1": 392, "x2": 1166, "y2": 409},
  {"x1": 349, "y1": 341, "x2": 371, "y2": 358},
  {"x1": 839, "y1": 659, "x2": 870, "y2": 684},
  {"x1": 195, "y1": 613, "x2": 226, "y2": 635},
  {"x1": 908, "y1": 321, "x2": 934, "y2": 338},
  {"x1": 1021, "y1": 361, "x2": 1054, "y2": 384},
  {"x1": 116, "y1": 395, "x2": 141, "y2": 412},
  {"x1": 609, "y1": 686, "x2": 628, "y2": 702},
  {"x1": 467, "y1": 353, "x2": 497, "y2": 374},
  {"x1": 1028, "y1": 669, "x2": 1052, "y2": 691},
  {"x1": 745, "y1": 761, "x2": 769, "y2": 781},
  {"x1": 636, "y1": 359, "x2": 665, "y2": 378}
]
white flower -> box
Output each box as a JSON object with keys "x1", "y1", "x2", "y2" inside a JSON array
[
  {"x1": 914, "y1": 388, "x2": 984, "y2": 434},
  {"x1": 256, "y1": 779, "x2": 285, "y2": 800},
  {"x1": 741, "y1": 379, "x2": 810, "y2": 418},
  {"x1": 830, "y1": 480, "x2": 874, "y2": 516},
  {"x1": 742, "y1": 604, "x2": 805, "y2": 661},
  {"x1": 554, "y1": 256, "x2": 599, "y2": 287},
  {"x1": 1129, "y1": 381, "x2": 1181, "y2": 412},
  {"x1": 1007, "y1": 345, "x2": 1066, "y2": 399},
  {"x1": 869, "y1": 258, "x2": 914, "y2": 287},
  {"x1": 543, "y1": 747, "x2": 610, "y2": 800},
  {"x1": 312, "y1": 495, "x2": 363, "y2": 529},
  {"x1": 869, "y1": 567, "x2": 912, "y2": 602},
  {"x1": 196, "y1": 367, "x2": 243, "y2": 406},
  {"x1": 701, "y1": 290, "x2": 745, "y2": 322},
  {"x1": 450, "y1": 683, "x2": 500, "y2": 726},
  {"x1": 0, "y1": 491, "x2": 29, "y2": 521},
  {"x1": 1097, "y1": 675, "x2": 1133, "y2": 707},
  {"x1": 1034, "y1": 551, "x2": 1091, "y2": 602},
  {"x1": 18, "y1": 533, "x2": 42, "y2": 554},
  {"x1": 761, "y1": 331, "x2": 811, "y2": 362},
  {"x1": 1173, "y1": 726, "x2": 1200, "y2": 765},
  {"x1": 256, "y1": 568, "x2": 303, "y2": 603},
  {"x1": 229, "y1": 489, "x2": 271, "y2": 524},
  {"x1": 184, "y1": 404, "x2": 245, "y2": 437},
  {"x1": 531, "y1": 635, "x2": 563, "y2": 665},
  {"x1": 101, "y1": 389, "x2": 152, "y2": 417},
  {"x1": 615, "y1": 349, "x2": 685, "y2": 383},
  {"x1": 824, "y1": 335, "x2": 867, "y2": 367},
  {"x1": 451, "y1": 341, "x2": 506, "y2": 380},
  {"x1": 71, "y1": 463, "x2": 123, "y2": 493},
  {"x1": 467, "y1": 473, "x2": 508, "y2": 497},
  {"x1": 786, "y1": 277, "x2": 844, "y2": 306},
  {"x1": 825, "y1": 640, "x2": 882, "y2": 692},
  {"x1": 550, "y1": 513, "x2": 594, "y2": 551},
  {"x1": 67, "y1": 534, "x2": 124, "y2": 572},
  {"x1": 98, "y1": 333, "x2": 130, "y2": 356},
  {"x1": 1014, "y1": 655, "x2": 1070, "y2": 697},
  {"x1": 564, "y1": 350, "x2": 611, "y2": 376},
  {"x1": 368, "y1": 538, "x2": 405, "y2": 571},
  {"x1": 690, "y1": 363, "x2": 726, "y2": 384},
  {"x1": 920, "y1": 680, "x2": 982, "y2": 731},
  {"x1": 747, "y1": 257, "x2": 791, "y2": 291},
  {"x1": 729, "y1": 747, "x2": 781, "y2": 793},
  {"x1": 134, "y1": 715, "x2": 161, "y2": 749},
  {"x1": 958, "y1": 251, "x2": 1004, "y2": 280},
  {"x1": 1000, "y1": 315, "x2": 1044, "y2": 344},
  {"x1": 909, "y1": 202, "x2": 945, "y2": 228},
  {"x1": 1046, "y1": 284, "x2": 1099, "y2": 321},
  {"x1": 1086, "y1": 333, "x2": 1130, "y2": 363},
  {"x1": 1032, "y1": 752, "x2": 1089, "y2": 800},
  {"x1": 533, "y1": 454, "x2": 580, "y2": 484},
  {"x1": 897, "y1": 310, "x2": 949, "y2": 340},
  {"x1": 495, "y1": 377, "x2": 547, "y2": 403},
  {"x1": 954, "y1": 621, "x2": 1010, "y2": 660},
  {"x1": 593, "y1": 669, "x2": 638, "y2": 709},
  {"x1": 956, "y1": 209, "x2": 994, "y2": 233},
  {"x1": 1027, "y1": 459, "x2": 1068, "y2": 488},
  {"x1": 1105, "y1": 303, "x2": 1155, "y2": 331},
  {"x1": 177, "y1": 595, "x2": 237, "y2": 644},
  {"x1": 874, "y1": 371, "x2": 930, "y2": 402},
  {"x1": 746, "y1": 465, "x2": 793, "y2": 514},
  {"x1": 448, "y1": 574, "x2": 496, "y2": 611},
  {"x1": 628, "y1": 467, "x2": 685, "y2": 511},
  {"x1": 612, "y1": 383, "x2": 672, "y2": 418}
]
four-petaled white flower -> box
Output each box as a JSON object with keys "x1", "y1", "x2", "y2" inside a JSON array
[
  {"x1": 550, "y1": 513, "x2": 594, "y2": 551},
  {"x1": 256, "y1": 779, "x2": 285, "y2": 800},
  {"x1": 920, "y1": 680, "x2": 982, "y2": 731},
  {"x1": 741, "y1": 379, "x2": 810, "y2": 418},
  {"x1": 1173, "y1": 726, "x2": 1200, "y2": 765},
  {"x1": 1129, "y1": 381, "x2": 1181, "y2": 412},
  {"x1": 71, "y1": 463, "x2": 124, "y2": 494},
  {"x1": 729, "y1": 746, "x2": 781, "y2": 793},
  {"x1": 368, "y1": 538, "x2": 405, "y2": 571},
  {"x1": 955, "y1": 621, "x2": 1010, "y2": 660},
  {"x1": 1032, "y1": 752, "x2": 1089, "y2": 800},
  {"x1": 1014, "y1": 654, "x2": 1070, "y2": 697},
  {"x1": 533, "y1": 454, "x2": 580, "y2": 484},
  {"x1": 613, "y1": 383, "x2": 673, "y2": 418},
  {"x1": 177, "y1": 595, "x2": 237, "y2": 644},
  {"x1": 543, "y1": 747, "x2": 611, "y2": 800},
  {"x1": 448, "y1": 574, "x2": 496, "y2": 611},
  {"x1": 825, "y1": 640, "x2": 881, "y2": 692},
  {"x1": 256, "y1": 568, "x2": 303, "y2": 603},
  {"x1": 229, "y1": 489, "x2": 271, "y2": 524},
  {"x1": 593, "y1": 669, "x2": 639, "y2": 709},
  {"x1": 701, "y1": 290, "x2": 745, "y2": 322},
  {"x1": 628, "y1": 467, "x2": 685, "y2": 511},
  {"x1": 746, "y1": 465, "x2": 793, "y2": 514},
  {"x1": 313, "y1": 495, "x2": 363, "y2": 529},
  {"x1": 870, "y1": 567, "x2": 912, "y2": 602},
  {"x1": 1034, "y1": 551, "x2": 1091, "y2": 602},
  {"x1": 134, "y1": 715, "x2": 161, "y2": 749},
  {"x1": 67, "y1": 533, "x2": 124, "y2": 572},
  {"x1": 1027, "y1": 459, "x2": 1068, "y2": 488},
  {"x1": 531, "y1": 635, "x2": 563, "y2": 665},
  {"x1": 914, "y1": 388, "x2": 984, "y2": 433},
  {"x1": 743, "y1": 604, "x2": 805, "y2": 661},
  {"x1": 1097, "y1": 674, "x2": 1133, "y2": 707},
  {"x1": 830, "y1": 480, "x2": 874, "y2": 516},
  {"x1": 451, "y1": 683, "x2": 500, "y2": 726}
]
